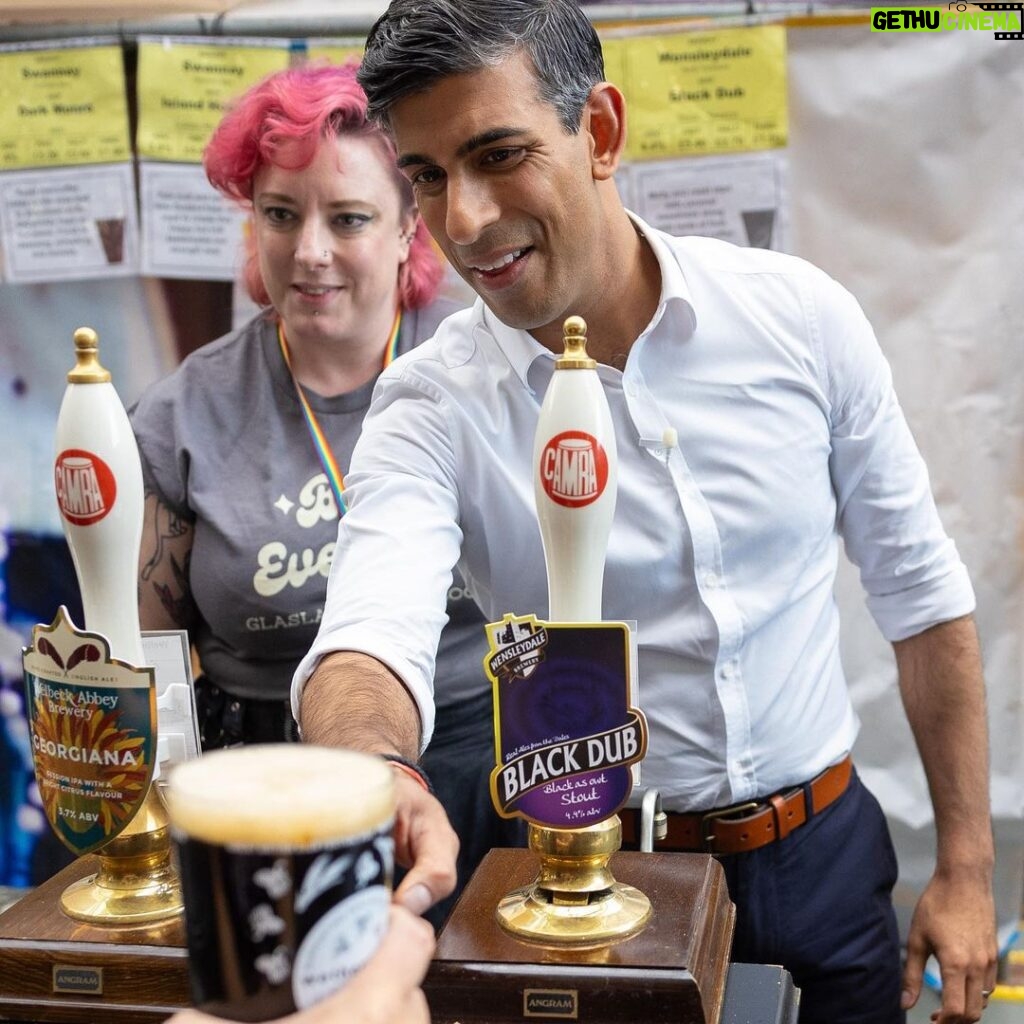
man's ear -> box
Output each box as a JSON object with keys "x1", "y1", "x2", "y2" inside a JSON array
[{"x1": 583, "y1": 82, "x2": 627, "y2": 181}]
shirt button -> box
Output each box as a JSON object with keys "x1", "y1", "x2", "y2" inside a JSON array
[
  {"x1": 703, "y1": 571, "x2": 720, "y2": 589},
  {"x1": 721, "y1": 662, "x2": 736, "y2": 680}
]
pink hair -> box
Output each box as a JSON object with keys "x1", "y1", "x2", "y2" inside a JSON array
[{"x1": 203, "y1": 61, "x2": 442, "y2": 310}]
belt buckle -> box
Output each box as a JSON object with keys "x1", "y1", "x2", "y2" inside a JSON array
[{"x1": 701, "y1": 801, "x2": 760, "y2": 851}]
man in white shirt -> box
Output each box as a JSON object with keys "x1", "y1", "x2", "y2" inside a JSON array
[{"x1": 292, "y1": 2, "x2": 997, "y2": 1021}]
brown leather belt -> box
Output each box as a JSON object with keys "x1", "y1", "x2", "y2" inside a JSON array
[{"x1": 620, "y1": 755, "x2": 853, "y2": 856}]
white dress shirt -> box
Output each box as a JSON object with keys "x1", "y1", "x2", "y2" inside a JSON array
[{"x1": 293, "y1": 216, "x2": 974, "y2": 812}]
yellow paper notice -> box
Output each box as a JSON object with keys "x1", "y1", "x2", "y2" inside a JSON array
[
  {"x1": 137, "y1": 40, "x2": 290, "y2": 163},
  {"x1": 0, "y1": 45, "x2": 130, "y2": 170},
  {"x1": 605, "y1": 26, "x2": 788, "y2": 161},
  {"x1": 600, "y1": 35, "x2": 628, "y2": 92},
  {"x1": 306, "y1": 43, "x2": 364, "y2": 66}
]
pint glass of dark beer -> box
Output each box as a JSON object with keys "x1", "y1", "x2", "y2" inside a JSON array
[{"x1": 165, "y1": 744, "x2": 395, "y2": 1021}]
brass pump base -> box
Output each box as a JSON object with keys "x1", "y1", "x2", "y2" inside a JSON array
[
  {"x1": 496, "y1": 816, "x2": 652, "y2": 946},
  {"x1": 60, "y1": 784, "x2": 183, "y2": 925}
]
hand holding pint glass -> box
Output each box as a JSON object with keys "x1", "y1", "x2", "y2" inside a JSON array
[
  {"x1": 163, "y1": 906, "x2": 435, "y2": 1024},
  {"x1": 164, "y1": 745, "x2": 396, "y2": 1021}
]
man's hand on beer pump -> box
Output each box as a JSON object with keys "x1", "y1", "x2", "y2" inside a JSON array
[
  {"x1": 390, "y1": 768, "x2": 461, "y2": 916},
  {"x1": 300, "y1": 649, "x2": 460, "y2": 915}
]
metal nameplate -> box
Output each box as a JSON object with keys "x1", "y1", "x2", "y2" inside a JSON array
[
  {"x1": 52, "y1": 964, "x2": 103, "y2": 995},
  {"x1": 523, "y1": 987, "x2": 578, "y2": 1019}
]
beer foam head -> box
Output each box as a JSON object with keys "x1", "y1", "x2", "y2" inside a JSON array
[{"x1": 165, "y1": 744, "x2": 395, "y2": 848}]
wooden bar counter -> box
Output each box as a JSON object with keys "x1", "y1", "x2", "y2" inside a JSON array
[
  {"x1": 0, "y1": 857, "x2": 188, "y2": 1024},
  {"x1": 0, "y1": 852, "x2": 797, "y2": 1024}
]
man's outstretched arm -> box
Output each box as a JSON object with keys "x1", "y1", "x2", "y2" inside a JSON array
[{"x1": 300, "y1": 650, "x2": 459, "y2": 916}]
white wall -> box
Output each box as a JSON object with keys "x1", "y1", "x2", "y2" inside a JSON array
[{"x1": 786, "y1": 20, "x2": 1024, "y2": 948}]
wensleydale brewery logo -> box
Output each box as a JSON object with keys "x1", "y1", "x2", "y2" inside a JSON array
[
  {"x1": 486, "y1": 616, "x2": 548, "y2": 682},
  {"x1": 54, "y1": 448, "x2": 117, "y2": 525},
  {"x1": 539, "y1": 430, "x2": 609, "y2": 508}
]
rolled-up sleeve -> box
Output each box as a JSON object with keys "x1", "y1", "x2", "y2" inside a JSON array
[{"x1": 819, "y1": 275, "x2": 975, "y2": 642}]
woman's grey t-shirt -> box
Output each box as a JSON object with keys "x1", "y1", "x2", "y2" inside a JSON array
[{"x1": 129, "y1": 302, "x2": 486, "y2": 707}]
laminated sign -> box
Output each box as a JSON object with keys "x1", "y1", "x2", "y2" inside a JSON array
[
  {"x1": 22, "y1": 607, "x2": 157, "y2": 856},
  {"x1": 485, "y1": 615, "x2": 646, "y2": 829}
]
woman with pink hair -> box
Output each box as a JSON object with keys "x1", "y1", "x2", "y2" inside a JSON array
[{"x1": 130, "y1": 63, "x2": 521, "y2": 925}]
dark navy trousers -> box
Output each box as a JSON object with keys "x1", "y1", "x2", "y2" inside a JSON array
[{"x1": 718, "y1": 769, "x2": 904, "y2": 1024}]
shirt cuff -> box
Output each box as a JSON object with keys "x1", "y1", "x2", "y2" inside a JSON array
[
  {"x1": 290, "y1": 637, "x2": 436, "y2": 752},
  {"x1": 866, "y1": 562, "x2": 976, "y2": 642}
]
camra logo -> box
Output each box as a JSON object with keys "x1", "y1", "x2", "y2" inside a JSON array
[
  {"x1": 871, "y1": 2, "x2": 1023, "y2": 38},
  {"x1": 539, "y1": 430, "x2": 609, "y2": 508},
  {"x1": 54, "y1": 449, "x2": 117, "y2": 526}
]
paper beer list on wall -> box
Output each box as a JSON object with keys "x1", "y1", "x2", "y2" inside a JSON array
[{"x1": 0, "y1": 39, "x2": 138, "y2": 283}]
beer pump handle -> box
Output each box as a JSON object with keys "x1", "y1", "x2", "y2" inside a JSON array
[
  {"x1": 533, "y1": 317, "x2": 618, "y2": 623},
  {"x1": 54, "y1": 327, "x2": 146, "y2": 668}
]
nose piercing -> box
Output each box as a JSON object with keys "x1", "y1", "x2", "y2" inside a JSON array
[{"x1": 321, "y1": 250, "x2": 328, "y2": 259}]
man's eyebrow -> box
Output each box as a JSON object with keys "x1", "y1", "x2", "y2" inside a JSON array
[{"x1": 396, "y1": 127, "x2": 527, "y2": 169}]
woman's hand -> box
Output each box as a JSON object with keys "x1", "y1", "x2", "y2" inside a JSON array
[{"x1": 166, "y1": 905, "x2": 435, "y2": 1024}]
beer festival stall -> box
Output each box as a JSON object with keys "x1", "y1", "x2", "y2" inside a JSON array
[
  {"x1": 0, "y1": 314, "x2": 796, "y2": 1023},
  {"x1": 0, "y1": 2, "x2": 1021, "y2": 1023}
]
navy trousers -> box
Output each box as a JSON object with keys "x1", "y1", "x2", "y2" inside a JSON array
[{"x1": 718, "y1": 769, "x2": 904, "y2": 1024}]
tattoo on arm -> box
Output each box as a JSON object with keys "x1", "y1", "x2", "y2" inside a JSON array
[
  {"x1": 141, "y1": 504, "x2": 190, "y2": 582},
  {"x1": 153, "y1": 548, "x2": 192, "y2": 626},
  {"x1": 139, "y1": 490, "x2": 196, "y2": 631}
]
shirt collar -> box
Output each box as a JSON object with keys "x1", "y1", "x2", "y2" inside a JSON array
[
  {"x1": 628, "y1": 210, "x2": 698, "y2": 340},
  {"x1": 474, "y1": 211, "x2": 698, "y2": 390},
  {"x1": 476, "y1": 299, "x2": 548, "y2": 390}
]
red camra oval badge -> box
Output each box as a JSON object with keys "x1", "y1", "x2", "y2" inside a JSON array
[
  {"x1": 54, "y1": 449, "x2": 117, "y2": 526},
  {"x1": 539, "y1": 431, "x2": 609, "y2": 508}
]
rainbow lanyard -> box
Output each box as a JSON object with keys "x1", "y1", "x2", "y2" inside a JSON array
[{"x1": 277, "y1": 308, "x2": 402, "y2": 518}]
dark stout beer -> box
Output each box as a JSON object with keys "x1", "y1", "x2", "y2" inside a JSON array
[{"x1": 165, "y1": 745, "x2": 395, "y2": 1022}]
